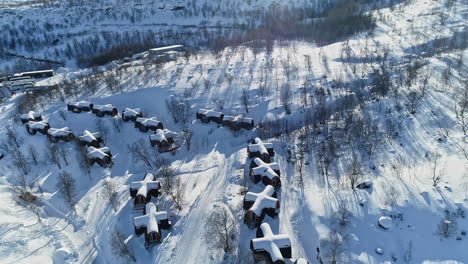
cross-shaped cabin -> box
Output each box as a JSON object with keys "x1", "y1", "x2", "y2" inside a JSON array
[
  {"x1": 135, "y1": 117, "x2": 163, "y2": 132},
  {"x1": 130, "y1": 173, "x2": 161, "y2": 208},
  {"x1": 250, "y1": 223, "x2": 292, "y2": 264},
  {"x1": 134, "y1": 202, "x2": 171, "y2": 245},
  {"x1": 26, "y1": 121, "x2": 50, "y2": 135},
  {"x1": 250, "y1": 158, "x2": 281, "y2": 188},
  {"x1": 150, "y1": 129, "x2": 177, "y2": 152},
  {"x1": 196, "y1": 109, "x2": 224, "y2": 124},
  {"x1": 20, "y1": 111, "x2": 42, "y2": 124},
  {"x1": 47, "y1": 127, "x2": 75, "y2": 143},
  {"x1": 243, "y1": 185, "x2": 280, "y2": 228},
  {"x1": 122, "y1": 108, "x2": 143, "y2": 122},
  {"x1": 78, "y1": 130, "x2": 103, "y2": 148},
  {"x1": 67, "y1": 101, "x2": 93, "y2": 113},
  {"x1": 87, "y1": 146, "x2": 112, "y2": 167},
  {"x1": 92, "y1": 104, "x2": 118, "y2": 117},
  {"x1": 247, "y1": 138, "x2": 275, "y2": 163}
]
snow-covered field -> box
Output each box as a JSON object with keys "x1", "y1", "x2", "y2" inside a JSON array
[{"x1": 0, "y1": 0, "x2": 467, "y2": 263}]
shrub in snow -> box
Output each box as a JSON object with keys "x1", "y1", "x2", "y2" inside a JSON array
[
  {"x1": 375, "y1": 248, "x2": 383, "y2": 255},
  {"x1": 436, "y1": 218, "x2": 457, "y2": 238},
  {"x1": 378, "y1": 216, "x2": 392, "y2": 230},
  {"x1": 356, "y1": 181, "x2": 372, "y2": 190}
]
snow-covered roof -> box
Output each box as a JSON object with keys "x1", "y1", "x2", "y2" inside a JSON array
[
  {"x1": 69, "y1": 101, "x2": 92, "y2": 107},
  {"x1": 27, "y1": 121, "x2": 48, "y2": 129},
  {"x1": 20, "y1": 111, "x2": 40, "y2": 120},
  {"x1": 251, "y1": 223, "x2": 291, "y2": 262},
  {"x1": 79, "y1": 130, "x2": 100, "y2": 143},
  {"x1": 149, "y1": 45, "x2": 184, "y2": 52},
  {"x1": 197, "y1": 108, "x2": 223, "y2": 118},
  {"x1": 93, "y1": 104, "x2": 115, "y2": 111},
  {"x1": 133, "y1": 202, "x2": 168, "y2": 233},
  {"x1": 130, "y1": 173, "x2": 160, "y2": 197},
  {"x1": 137, "y1": 117, "x2": 161, "y2": 127},
  {"x1": 223, "y1": 115, "x2": 236, "y2": 122},
  {"x1": 87, "y1": 146, "x2": 110, "y2": 159},
  {"x1": 241, "y1": 117, "x2": 253, "y2": 123},
  {"x1": 252, "y1": 158, "x2": 279, "y2": 171},
  {"x1": 252, "y1": 162, "x2": 279, "y2": 180},
  {"x1": 378, "y1": 216, "x2": 392, "y2": 230},
  {"x1": 122, "y1": 108, "x2": 142, "y2": 117},
  {"x1": 245, "y1": 185, "x2": 279, "y2": 215},
  {"x1": 47, "y1": 127, "x2": 72, "y2": 136},
  {"x1": 248, "y1": 137, "x2": 272, "y2": 155},
  {"x1": 150, "y1": 129, "x2": 167, "y2": 142}
]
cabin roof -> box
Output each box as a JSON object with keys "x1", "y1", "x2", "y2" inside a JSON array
[
  {"x1": 27, "y1": 121, "x2": 48, "y2": 129},
  {"x1": 79, "y1": 130, "x2": 100, "y2": 143},
  {"x1": 248, "y1": 137, "x2": 272, "y2": 155},
  {"x1": 87, "y1": 146, "x2": 110, "y2": 159},
  {"x1": 252, "y1": 158, "x2": 280, "y2": 171},
  {"x1": 245, "y1": 185, "x2": 278, "y2": 215},
  {"x1": 149, "y1": 45, "x2": 184, "y2": 52},
  {"x1": 69, "y1": 101, "x2": 92, "y2": 107},
  {"x1": 150, "y1": 129, "x2": 167, "y2": 142},
  {"x1": 251, "y1": 223, "x2": 291, "y2": 262},
  {"x1": 133, "y1": 202, "x2": 168, "y2": 233},
  {"x1": 47, "y1": 127, "x2": 71, "y2": 136},
  {"x1": 137, "y1": 117, "x2": 161, "y2": 127},
  {"x1": 20, "y1": 111, "x2": 40, "y2": 120},
  {"x1": 130, "y1": 173, "x2": 160, "y2": 197},
  {"x1": 198, "y1": 108, "x2": 223, "y2": 118},
  {"x1": 123, "y1": 108, "x2": 142, "y2": 117},
  {"x1": 93, "y1": 104, "x2": 115, "y2": 111}
]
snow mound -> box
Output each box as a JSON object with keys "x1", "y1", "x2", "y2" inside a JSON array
[
  {"x1": 378, "y1": 216, "x2": 392, "y2": 230},
  {"x1": 52, "y1": 247, "x2": 73, "y2": 264}
]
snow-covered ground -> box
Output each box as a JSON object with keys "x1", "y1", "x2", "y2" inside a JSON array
[{"x1": 0, "y1": 0, "x2": 467, "y2": 263}]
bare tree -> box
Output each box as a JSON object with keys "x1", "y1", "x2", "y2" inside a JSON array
[
  {"x1": 56, "y1": 171, "x2": 77, "y2": 212},
  {"x1": 7, "y1": 126, "x2": 20, "y2": 148},
  {"x1": 321, "y1": 230, "x2": 346, "y2": 264},
  {"x1": 333, "y1": 193, "x2": 353, "y2": 228},
  {"x1": 76, "y1": 143, "x2": 91, "y2": 176},
  {"x1": 11, "y1": 149, "x2": 30, "y2": 175},
  {"x1": 111, "y1": 228, "x2": 136, "y2": 262},
  {"x1": 96, "y1": 118, "x2": 109, "y2": 144},
  {"x1": 158, "y1": 159, "x2": 185, "y2": 211},
  {"x1": 13, "y1": 173, "x2": 41, "y2": 222},
  {"x1": 28, "y1": 145, "x2": 39, "y2": 166},
  {"x1": 57, "y1": 142, "x2": 69, "y2": 166},
  {"x1": 241, "y1": 89, "x2": 249, "y2": 113},
  {"x1": 346, "y1": 153, "x2": 362, "y2": 189},
  {"x1": 204, "y1": 204, "x2": 237, "y2": 253},
  {"x1": 48, "y1": 143, "x2": 62, "y2": 169},
  {"x1": 128, "y1": 139, "x2": 157, "y2": 168},
  {"x1": 428, "y1": 152, "x2": 446, "y2": 187},
  {"x1": 182, "y1": 128, "x2": 193, "y2": 151},
  {"x1": 436, "y1": 214, "x2": 457, "y2": 238},
  {"x1": 280, "y1": 83, "x2": 292, "y2": 114},
  {"x1": 104, "y1": 178, "x2": 119, "y2": 212}
]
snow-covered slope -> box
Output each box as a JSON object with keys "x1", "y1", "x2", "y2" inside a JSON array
[{"x1": 0, "y1": 0, "x2": 467, "y2": 263}]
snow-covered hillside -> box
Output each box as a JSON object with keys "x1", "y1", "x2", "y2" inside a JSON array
[{"x1": 0, "y1": 0, "x2": 467, "y2": 263}]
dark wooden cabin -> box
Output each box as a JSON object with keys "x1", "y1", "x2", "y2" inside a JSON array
[
  {"x1": 47, "y1": 127, "x2": 75, "y2": 143},
  {"x1": 243, "y1": 185, "x2": 280, "y2": 228},
  {"x1": 20, "y1": 111, "x2": 42, "y2": 124},
  {"x1": 149, "y1": 129, "x2": 178, "y2": 152},
  {"x1": 250, "y1": 160, "x2": 282, "y2": 188},
  {"x1": 67, "y1": 101, "x2": 93, "y2": 113},
  {"x1": 26, "y1": 121, "x2": 50, "y2": 135},
  {"x1": 122, "y1": 108, "x2": 143, "y2": 122},
  {"x1": 135, "y1": 117, "x2": 163, "y2": 132},
  {"x1": 78, "y1": 130, "x2": 103, "y2": 148},
  {"x1": 133, "y1": 202, "x2": 171, "y2": 246},
  {"x1": 247, "y1": 138, "x2": 275, "y2": 163},
  {"x1": 196, "y1": 109, "x2": 224, "y2": 124},
  {"x1": 87, "y1": 146, "x2": 112, "y2": 167},
  {"x1": 239, "y1": 117, "x2": 254, "y2": 130},
  {"x1": 250, "y1": 223, "x2": 292, "y2": 264},
  {"x1": 92, "y1": 104, "x2": 118, "y2": 117},
  {"x1": 223, "y1": 115, "x2": 255, "y2": 131},
  {"x1": 16, "y1": 70, "x2": 54, "y2": 79},
  {"x1": 130, "y1": 173, "x2": 161, "y2": 209}
]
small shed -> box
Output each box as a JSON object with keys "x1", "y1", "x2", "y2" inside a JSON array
[
  {"x1": 135, "y1": 117, "x2": 163, "y2": 132},
  {"x1": 47, "y1": 127, "x2": 75, "y2": 143},
  {"x1": 244, "y1": 185, "x2": 280, "y2": 228},
  {"x1": 130, "y1": 173, "x2": 161, "y2": 208},
  {"x1": 26, "y1": 121, "x2": 50, "y2": 135},
  {"x1": 87, "y1": 146, "x2": 112, "y2": 167},
  {"x1": 67, "y1": 101, "x2": 93, "y2": 113},
  {"x1": 133, "y1": 202, "x2": 171, "y2": 246},
  {"x1": 92, "y1": 104, "x2": 118, "y2": 117},
  {"x1": 20, "y1": 111, "x2": 42, "y2": 124},
  {"x1": 122, "y1": 108, "x2": 143, "y2": 122},
  {"x1": 78, "y1": 130, "x2": 103, "y2": 147},
  {"x1": 247, "y1": 137, "x2": 275, "y2": 163},
  {"x1": 196, "y1": 109, "x2": 224, "y2": 124},
  {"x1": 250, "y1": 223, "x2": 292, "y2": 264}
]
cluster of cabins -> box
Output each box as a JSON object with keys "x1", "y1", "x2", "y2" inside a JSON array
[
  {"x1": 196, "y1": 109, "x2": 254, "y2": 131},
  {"x1": 129, "y1": 173, "x2": 171, "y2": 246},
  {"x1": 244, "y1": 138, "x2": 308, "y2": 264},
  {"x1": 68, "y1": 101, "x2": 179, "y2": 153},
  {"x1": 21, "y1": 111, "x2": 113, "y2": 167}
]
